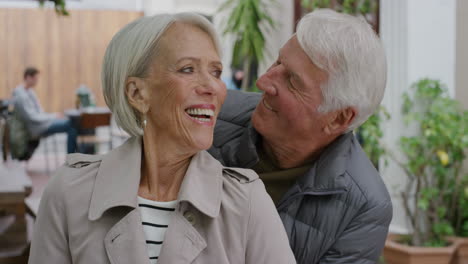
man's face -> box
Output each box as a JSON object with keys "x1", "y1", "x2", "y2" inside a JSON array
[
  {"x1": 25, "y1": 74, "x2": 39, "y2": 88},
  {"x1": 252, "y1": 36, "x2": 332, "y2": 146}
]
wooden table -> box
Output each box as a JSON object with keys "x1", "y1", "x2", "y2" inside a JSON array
[
  {"x1": 65, "y1": 107, "x2": 113, "y2": 153},
  {"x1": 65, "y1": 107, "x2": 111, "y2": 127},
  {"x1": 0, "y1": 163, "x2": 32, "y2": 263}
]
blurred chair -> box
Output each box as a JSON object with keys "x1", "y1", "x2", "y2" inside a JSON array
[
  {"x1": 1, "y1": 99, "x2": 59, "y2": 172},
  {"x1": 0, "y1": 100, "x2": 10, "y2": 162},
  {"x1": 42, "y1": 135, "x2": 60, "y2": 173}
]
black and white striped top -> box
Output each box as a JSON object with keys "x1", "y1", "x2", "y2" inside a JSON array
[{"x1": 138, "y1": 196, "x2": 177, "y2": 264}]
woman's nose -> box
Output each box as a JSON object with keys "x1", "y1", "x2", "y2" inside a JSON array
[{"x1": 196, "y1": 74, "x2": 218, "y2": 95}]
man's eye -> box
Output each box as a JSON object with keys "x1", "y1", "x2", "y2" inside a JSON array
[
  {"x1": 180, "y1": 67, "x2": 194, "y2": 73},
  {"x1": 288, "y1": 76, "x2": 295, "y2": 89},
  {"x1": 267, "y1": 61, "x2": 279, "y2": 72},
  {"x1": 212, "y1": 69, "x2": 222, "y2": 78}
]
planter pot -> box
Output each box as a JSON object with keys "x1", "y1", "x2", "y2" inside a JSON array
[
  {"x1": 447, "y1": 237, "x2": 468, "y2": 264},
  {"x1": 383, "y1": 234, "x2": 457, "y2": 264}
]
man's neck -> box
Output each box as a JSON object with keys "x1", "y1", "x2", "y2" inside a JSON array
[
  {"x1": 261, "y1": 135, "x2": 337, "y2": 169},
  {"x1": 23, "y1": 83, "x2": 33, "y2": 89}
]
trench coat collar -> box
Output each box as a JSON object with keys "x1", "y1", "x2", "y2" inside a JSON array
[{"x1": 87, "y1": 137, "x2": 223, "y2": 221}]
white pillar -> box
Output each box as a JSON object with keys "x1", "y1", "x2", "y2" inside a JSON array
[
  {"x1": 379, "y1": 0, "x2": 411, "y2": 234},
  {"x1": 456, "y1": 0, "x2": 468, "y2": 109},
  {"x1": 379, "y1": 0, "x2": 457, "y2": 234}
]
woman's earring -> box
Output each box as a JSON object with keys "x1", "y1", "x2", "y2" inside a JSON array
[{"x1": 143, "y1": 117, "x2": 147, "y2": 128}]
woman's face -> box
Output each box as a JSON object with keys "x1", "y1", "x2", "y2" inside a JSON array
[{"x1": 143, "y1": 23, "x2": 226, "y2": 152}]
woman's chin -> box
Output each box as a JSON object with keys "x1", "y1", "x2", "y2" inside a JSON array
[{"x1": 190, "y1": 136, "x2": 213, "y2": 151}]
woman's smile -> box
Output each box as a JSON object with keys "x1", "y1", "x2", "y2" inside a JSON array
[{"x1": 184, "y1": 104, "x2": 216, "y2": 126}]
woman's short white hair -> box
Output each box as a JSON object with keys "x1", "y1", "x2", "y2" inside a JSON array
[
  {"x1": 102, "y1": 13, "x2": 222, "y2": 137},
  {"x1": 296, "y1": 9, "x2": 387, "y2": 131}
]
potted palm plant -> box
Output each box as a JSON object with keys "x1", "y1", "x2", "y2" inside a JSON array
[
  {"x1": 383, "y1": 79, "x2": 468, "y2": 264},
  {"x1": 38, "y1": 0, "x2": 69, "y2": 15},
  {"x1": 220, "y1": 0, "x2": 275, "y2": 91}
]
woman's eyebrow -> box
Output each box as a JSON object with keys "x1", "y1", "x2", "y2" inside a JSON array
[
  {"x1": 176, "y1": 57, "x2": 200, "y2": 64},
  {"x1": 176, "y1": 57, "x2": 222, "y2": 66}
]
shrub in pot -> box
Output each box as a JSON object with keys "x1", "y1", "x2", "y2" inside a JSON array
[
  {"x1": 449, "y1": 178, "x2": 468, "y2": 264},
  {"x1": 357, "y1": 106, "x2": 390, "y2": 169},
  {"x1": 384, "y1": 79, "x2": 468, "y2": 264}
]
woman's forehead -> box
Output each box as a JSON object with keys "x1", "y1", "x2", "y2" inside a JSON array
[{"x1": 156, "y1": 23, "x2": 220, "y2": 63}]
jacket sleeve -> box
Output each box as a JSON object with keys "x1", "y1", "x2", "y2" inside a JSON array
[
  {"x1": 14, "y1": 92, "x2": 54, "y2": 126},
  {"x1": 245, "y1": 179, "x2": 296, "y2": 264},
  {"x1": 28, "y1": 168, "x2": 72, "y2": 264},
  {"x1": 318, "y1": 201, "x2": 392, "y2": 264}
]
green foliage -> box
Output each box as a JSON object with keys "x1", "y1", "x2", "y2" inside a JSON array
[
  {"x1": 459, "y1": 177, "x2": 468, "y2": 237},
  {"x1": 358, "y1": 107, "x2": 390, "y2": 168},
  {"x1": 301, "y1": 0, "x2": 377, "y2": 15},
  {"x1": 38, "y1": 0, "x2": 69, "y2": 16},
  {"x1": 220, "y1": 0, "x2": 275, "y2": 91},
  {"x1": 396, "y1": 79, "x2": 468, "y2": 246}
]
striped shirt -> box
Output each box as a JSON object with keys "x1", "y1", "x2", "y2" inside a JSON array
[{"x1": 138, "y1": 196, "x2": 177, "y2": 264}]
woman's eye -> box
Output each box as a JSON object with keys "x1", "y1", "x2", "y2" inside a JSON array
[{"x1": 179, "y1": 67, "x2": 194, "y2": 73}]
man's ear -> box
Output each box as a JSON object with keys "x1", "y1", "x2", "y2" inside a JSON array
[
  {"x1": 125, "y1": 77, "x2": 150, "y2": 114},
  {"x1": 324, "y1": 107, "x2": 357, "y2": 135}
]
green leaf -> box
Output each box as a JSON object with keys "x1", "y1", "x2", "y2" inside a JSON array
[{"x1": 417, "y1": 199, "x2": 429, "y2": 211}]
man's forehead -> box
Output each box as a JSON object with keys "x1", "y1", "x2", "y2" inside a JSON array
[
  {"x1": 279, "y1": 36, "x2": 328, "y2": 86},
  {"x1": 279, "y1": 37, "x2": 308, "y2": 78}
]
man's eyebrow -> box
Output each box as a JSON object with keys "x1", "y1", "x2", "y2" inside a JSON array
[{"x1": 281, "y1": 57, "x2": 302, "y2": 83}]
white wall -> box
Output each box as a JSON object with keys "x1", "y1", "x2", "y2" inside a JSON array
[
  {"x1": 407, "y1": 0, "x2": 456, "y2": 96},
  {"x1": 142, "y1": 0, "x2": 219, "y2": 15},
  {"x1": 379, "y1": 0, "x2": 458, "y2": 234},
  {"x1": 0, "y1": 0, "x2": 143, "y2": 11}
]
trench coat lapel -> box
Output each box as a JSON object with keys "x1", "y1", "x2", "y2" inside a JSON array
[
  {"x1": 157, "y1": 212, "x2": 207, "y2": 264},
  {"x1": 104, "y1": 209, "x2": 150, "y2": 264}
]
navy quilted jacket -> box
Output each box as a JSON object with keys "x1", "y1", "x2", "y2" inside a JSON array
[{"x1": 208, "y1": 90, "x2": 392, "y2": 264}]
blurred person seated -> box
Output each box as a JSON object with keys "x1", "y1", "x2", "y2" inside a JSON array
[
  {"x1": 12, "y1": 67, "x2": 77, "y2": 154},
  {"x1": 223, "y1": 68, "x2": 243, "y2": 90}
]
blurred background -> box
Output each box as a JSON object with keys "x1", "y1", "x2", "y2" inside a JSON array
[{"x1": 0, "y1": 0, "x2": 467, "y2": 263}]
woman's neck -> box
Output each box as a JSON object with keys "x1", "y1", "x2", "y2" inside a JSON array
[{"x1": 138, "y1": 130, "x2": 194, "y2": 202}]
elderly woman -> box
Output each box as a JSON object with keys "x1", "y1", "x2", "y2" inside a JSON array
[{"x1": 28, "y1": 13, "x2": 295, "y2": 264}]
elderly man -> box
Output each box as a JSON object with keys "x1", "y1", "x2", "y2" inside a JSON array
[{"x1": 209, "y1": 9, "x2": 392, "y2": 264}]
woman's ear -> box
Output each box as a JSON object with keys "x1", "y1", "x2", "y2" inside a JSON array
[{"x1": 125, "y1": 77, "x2": 150, "y2": 114}]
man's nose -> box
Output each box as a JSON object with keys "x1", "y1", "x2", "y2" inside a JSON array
[{"x1": 256, "y1": 70, "x2": 278, "y2": 96}]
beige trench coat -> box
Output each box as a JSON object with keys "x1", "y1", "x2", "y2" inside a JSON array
[{"x1": 28, "y1": 137, "x2": 296, "y2": 264}]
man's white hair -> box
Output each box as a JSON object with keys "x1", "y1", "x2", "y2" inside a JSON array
[
  {"x1": 296, "y1": 9, "x2": 387, "y2": 131},
  {"x1": 102, "y1": 13, "x2": 222, "y2": 137}
]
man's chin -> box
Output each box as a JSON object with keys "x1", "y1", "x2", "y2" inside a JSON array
[{"x1": 251, "y1": 109, "x2": 265, "y2": 134}]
